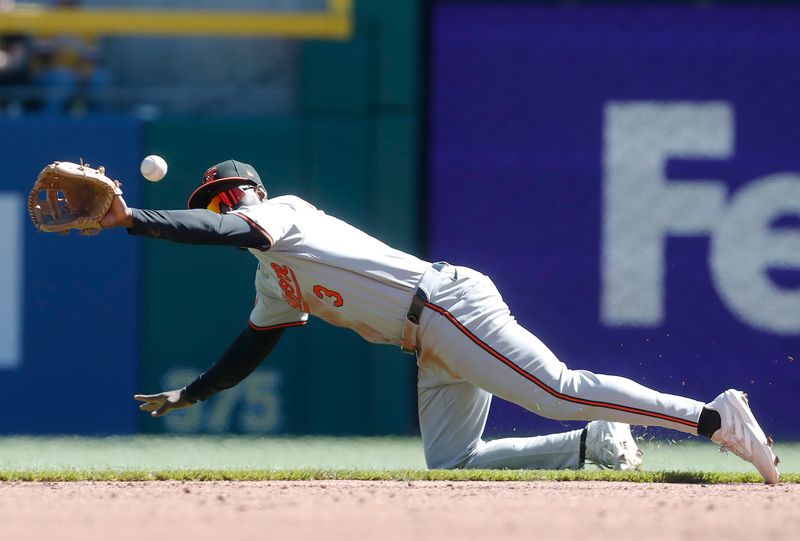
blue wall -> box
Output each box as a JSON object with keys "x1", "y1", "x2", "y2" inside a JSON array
[
  {"x1": 428, "y1": 5, "x2": 800, "y2": 438},
  {"x1": 0, "y1": 118, "x2": 142, "y2": 434}
]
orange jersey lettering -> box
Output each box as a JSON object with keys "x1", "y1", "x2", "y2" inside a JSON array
[{"x1": 270, "y1": 262, "x2": 309, "y2": 312}]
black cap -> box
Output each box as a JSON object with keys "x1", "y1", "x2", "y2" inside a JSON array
[{"x1": 187, "y1": 160, "x2": 265, "y2": 209}]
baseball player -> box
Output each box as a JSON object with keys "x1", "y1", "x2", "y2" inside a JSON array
[{"x1": 100, "y1": 159, "x2": 780, "y2": 482}]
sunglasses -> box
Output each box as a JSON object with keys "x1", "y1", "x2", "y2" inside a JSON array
[{"x1": 207, "y1": 186, "x2": 251, "y2": 214}]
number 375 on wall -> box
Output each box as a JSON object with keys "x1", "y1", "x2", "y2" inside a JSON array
[
  {"x1": 0, "y1": 193, "x2": 22, "y2": 371},
  {"x1": 162, "y1": 368, "x2": 283, "y2": 434}
]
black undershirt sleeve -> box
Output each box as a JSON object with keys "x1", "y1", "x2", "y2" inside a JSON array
[
  {"x1": 183, "y1": 326, "x2": 285, "y2": 403},
  {"x1": 129, "y1": 208, "x2": 271, "y2": 250}
]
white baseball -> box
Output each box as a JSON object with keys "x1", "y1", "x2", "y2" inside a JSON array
[{"x1": 140, "y1": 155, "x2": 168, "y2": 182}]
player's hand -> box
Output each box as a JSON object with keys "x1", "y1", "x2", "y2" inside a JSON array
[
  {"x1": 100, "y1": 195, "x2": 133, "y2": 229},
  {"x1": 134, "y1": 388, "x2": 195, "y2": 417}
]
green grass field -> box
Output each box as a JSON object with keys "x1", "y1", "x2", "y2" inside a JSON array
[{"x1": 0, "y1": 436, "x2": 796, "y2": 483}]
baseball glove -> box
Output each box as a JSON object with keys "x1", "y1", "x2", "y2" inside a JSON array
[{"x1": 28, "y1": 161, "x2": 122, "y2": 236}]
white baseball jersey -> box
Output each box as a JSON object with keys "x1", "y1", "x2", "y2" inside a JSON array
[{"x1": 231, "y1": 195, "x2": 430, "y2": 344}]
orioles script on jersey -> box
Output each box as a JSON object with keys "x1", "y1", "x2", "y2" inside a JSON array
[{"x1": 270, "y1": 262, "x2": 309, "y2": 313}]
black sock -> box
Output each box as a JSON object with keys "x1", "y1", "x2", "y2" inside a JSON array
[
  {"x1": 578, "y1": 427, "x2": 588, "y2": 466},
  {"x1": 697, "y1": 408, "x2": 722, "y2": 438}
]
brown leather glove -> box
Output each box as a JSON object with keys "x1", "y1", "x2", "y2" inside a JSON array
[{"x1": 28, "y1": 161, "x2": 122, "y2": 235}]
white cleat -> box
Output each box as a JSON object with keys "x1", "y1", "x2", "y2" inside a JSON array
[
  {"x1": 585, "y1": 420, "x2": 644, "y2": 471},
  {"x1": 706, "y1": 389, "x2": 780, "y2": 484}
]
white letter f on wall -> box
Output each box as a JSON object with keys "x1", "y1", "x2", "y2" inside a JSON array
[{"x1": 601, "y1": 102, "x2": 732, "y2": 327}]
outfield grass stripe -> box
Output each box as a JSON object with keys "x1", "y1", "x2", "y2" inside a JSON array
[
  {"x1": 1, "y1": 469, "x2": 797, "y2": 483},
  {"x1": 1, "y1": 437, "x2": 797, "y2": 482}
]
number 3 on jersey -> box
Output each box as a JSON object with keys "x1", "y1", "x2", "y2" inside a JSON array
[{"x1": 313, "y1": 285, "x2": 344, "y2": 307}]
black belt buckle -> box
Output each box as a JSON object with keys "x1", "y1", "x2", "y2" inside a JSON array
[
  {"x1": 401, "y1": 290, "x2": 426, "y2": 355},
  {"x1": 407, "y1": 288, "x2": 427, "y2": 324}
]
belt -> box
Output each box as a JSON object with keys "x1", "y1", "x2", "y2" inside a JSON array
[{"x1": 401, "y1": 261, "x2": 453, "y2": 354}]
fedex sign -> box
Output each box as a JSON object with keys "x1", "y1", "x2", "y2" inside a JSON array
[
  {"x1": 603, "y1": 102, "x2": 800, "y2": 335},
  {"x1": 429, "y1": 3, "x2": 800, "y2": 436}
]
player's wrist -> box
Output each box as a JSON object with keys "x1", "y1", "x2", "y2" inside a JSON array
[
  {"x1": 122, "y1": 207, "x2": 134, "y2": 228},
  {"x1": 182, "y1": 382, "x2": 209, "y2": 403}
]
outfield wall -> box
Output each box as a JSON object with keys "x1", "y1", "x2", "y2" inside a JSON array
[{"x1": 4, "y1": 1, "x2": 797, "y2": 441}]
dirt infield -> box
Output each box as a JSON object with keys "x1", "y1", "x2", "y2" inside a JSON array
[{"x1": 1, "y1": 480, "x2": 797, "y2": 541}]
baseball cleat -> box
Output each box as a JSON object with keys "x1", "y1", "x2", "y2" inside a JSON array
[
  {"x1": 584, "y1": 420, "x2": 644, "y2": 471},
  {"x1": 706, "y1": 389, "x2": 780, "y2": 484}
]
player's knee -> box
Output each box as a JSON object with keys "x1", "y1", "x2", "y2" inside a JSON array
[
  {"x1": 426, "y1": 458, "x2": 460, "y2": 470},
  {"x1": 424, "y1": 442, "x2": 477, "y2": 470},
  {"x1": 425, "y1": 451, "x2": 469, "y2": 470}
]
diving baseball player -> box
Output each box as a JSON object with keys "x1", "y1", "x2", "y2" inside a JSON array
[{"x1": 100, "y1": 160, "x2": 780, "y2": 482}]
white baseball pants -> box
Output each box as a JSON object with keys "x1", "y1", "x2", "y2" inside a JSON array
[{"x1": 414, "y1": 265, "x2": 705, "y2": 470}]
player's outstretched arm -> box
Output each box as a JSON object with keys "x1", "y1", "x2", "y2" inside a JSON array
[
  {"x1": 134, "y1": 326, "x2": 285, "y2": 417},
  {"x1": 129, "y1": 207, "x2": 270, "y2": 249},
  {"x1": 100, "y1": 195, "x2": 270, "y2": 249}
]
